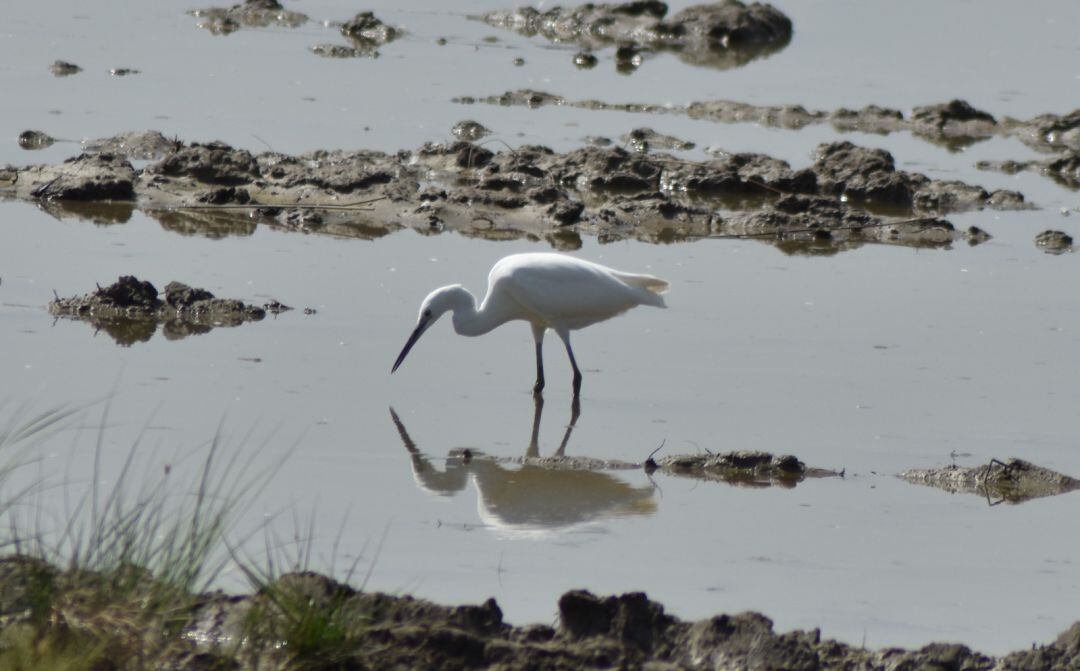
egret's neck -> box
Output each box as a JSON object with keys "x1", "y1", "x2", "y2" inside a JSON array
[{"x1": 447, "y1": 288, "x2": 504, "y2": 337}]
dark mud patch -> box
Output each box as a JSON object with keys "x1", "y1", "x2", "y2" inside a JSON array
[
  {"x1": 2, "y1": 134, "x2": 1028, "y2": 255},
  {"x1": 899, "y1": 458, "x2": 1080, "y2": 504},
  {"x1": 5, "y1": 557, "x2": 1080, "y2": 671},
  {"x1": 481, "y1": 0, "x2": 792, "y2": 72},
  {"x1": 189, "y1": 0, "x2": 308, "y2": 35},
  {"x1": 48, "y1": 275, "x2": 270, "y2": 344}
]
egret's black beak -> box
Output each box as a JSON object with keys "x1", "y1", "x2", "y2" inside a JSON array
[{"x1": 392, "y1": 316, "x2": 429, "y2": 373}]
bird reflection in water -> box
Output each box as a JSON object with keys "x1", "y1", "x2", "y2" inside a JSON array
[{"x1": 389, "y1": 399, "x2": 656, "y2": 532}]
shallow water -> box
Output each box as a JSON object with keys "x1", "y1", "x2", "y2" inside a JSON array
[{"x1": 2, "y1": 0, "x2": 1080, "y2": 655}]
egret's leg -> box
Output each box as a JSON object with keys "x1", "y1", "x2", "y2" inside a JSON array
[
  {"x1": 554, "y1": 395, "x2": 581, "y2": 457},
  {"x1": 556, "y1": 329, "x2": 583, "y2": 396},
  {"x1": 527, "y1": 394, "x2": 544, "y2": 457},
  {"x1": 531, "y1": 323, "x2": 546, "y2": 395}
]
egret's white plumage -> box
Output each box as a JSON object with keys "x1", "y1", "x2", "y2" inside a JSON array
[{"x1": 391, "y1": 252, "x2": 668, "y2": 395}]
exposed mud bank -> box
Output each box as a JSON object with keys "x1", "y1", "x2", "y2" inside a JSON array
[
  {"x1": 460, "y1": 90, "x2": 1080, "y2": 157},
  {"x1": 900, "y1": 459, "x2": 1080, "y2": 505},
  {"x1": 481, "y1": 0, "x2": 792, "y2": 72},
  {"x1": 3, "y1": 557, "x2": 1079, "y2": 670},
  {"x1": 48, "y1": 275, "x2": 280, "y2": 344},
  {"x1": 2, "y1": 133, "x2": 1028, "y2": 254}
]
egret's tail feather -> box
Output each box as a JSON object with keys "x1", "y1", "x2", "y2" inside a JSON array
[{"x1": 615, "y1": 272, "x2": 670, "y2": 295}]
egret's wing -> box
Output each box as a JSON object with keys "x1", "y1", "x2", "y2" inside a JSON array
[{"x1": 500, "y1": 260, "x2": 644, "y2": 327}]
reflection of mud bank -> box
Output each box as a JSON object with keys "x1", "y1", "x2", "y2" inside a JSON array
[
  {"x1": 481, "y1": 0, "x2": 792, "y2": 72},
  {"x1": 3, "y1": 133, "x2": 1029, "y2": 255},
  {"x1": 49, "y1": 276, "x2": 278, "y2": 344},
  {"x1": 461, "y1": 90, "x2": 1080, "y2": 156}
]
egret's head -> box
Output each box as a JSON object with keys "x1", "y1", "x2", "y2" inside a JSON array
[{"x1": 391, "y1": 285, "x2": 464, "y2": 373}]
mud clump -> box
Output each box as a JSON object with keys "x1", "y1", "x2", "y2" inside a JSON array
[
  {"x1": 1035, "y1": 229, "x2": 1073, "y2": 254},
  {"x1": 811, "y1": 141, "x2": 1024, "y2": 212},
  {"x1": 482, "y1": 0, "x2": 792, "y2": 71},
  {"x1": 312, "y1": 11, "x2": 402, "y2": 58},
  {"x1": 49, "y1": 276, "x2": 267, "y2": 344},
  {"x1": 189, "y1": 0, "x2": 308, "y2": 35},
  {"x1": 17, "y1": 130, "x2": 56, "y2": 150},
  {"x1": 341, "y1": 11, "x2": 401, "y2": 43},
  {"x1": 147, "y1": 141, "x2": 259, "y2": 185},
  {"x1": 899, "y1": 458, "x2": 1080, "y2": 504},
  {"x1": 21, "y1": 153, "x2": 136, "y2": 201},
  {"x1": 49, "y1": 60, "x2": 82, "y2": 76},
  {"x1": 452, "y1": 120, "x2": 492, "y2": 142},
  {"x1": 82, "y1": 130, "x2": 178, "y2": 160},
  {"x1": 621, "y1": 127, "x2": 695, "y2": 152},
  {"x1": 909, "y1": 99, "x2": 998, "y2": 149},
  {"x1": 649, "y1": 450, "x2": 841, "y2": 487}
]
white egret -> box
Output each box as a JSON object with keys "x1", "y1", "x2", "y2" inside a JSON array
[{"x1": 391, "y1": 252, "x2": 669, "y2": 395}]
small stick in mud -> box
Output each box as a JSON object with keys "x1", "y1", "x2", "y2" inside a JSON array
[{"x1": 644, "y1": 439, "x2": 666, "y2": 473}]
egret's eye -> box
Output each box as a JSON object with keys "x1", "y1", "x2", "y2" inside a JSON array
[{"x1": 423, "y1": 309, "x2": 432, "y2": 318}]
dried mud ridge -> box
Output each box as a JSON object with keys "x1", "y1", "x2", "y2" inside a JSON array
[
  {"x1": 481, "y1": 0, "x2": 792, "y2": 72},
  {"x1": 3, "y1": 558, "x2": 1080, "y2": 671},
  {"x1": 2, "y1": 132, "x2": 1031, "y2": 255},
  {"x1": 48, "y1": 275, "x2": 285, "y2": 345},
  {"x1": 900, "y1": 458, "x2": 1080, "y2": 505}
]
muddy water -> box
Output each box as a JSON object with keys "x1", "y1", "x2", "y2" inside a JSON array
[{"x1": 3, "y1": 0, "x2": 1080, "y2": 656}]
